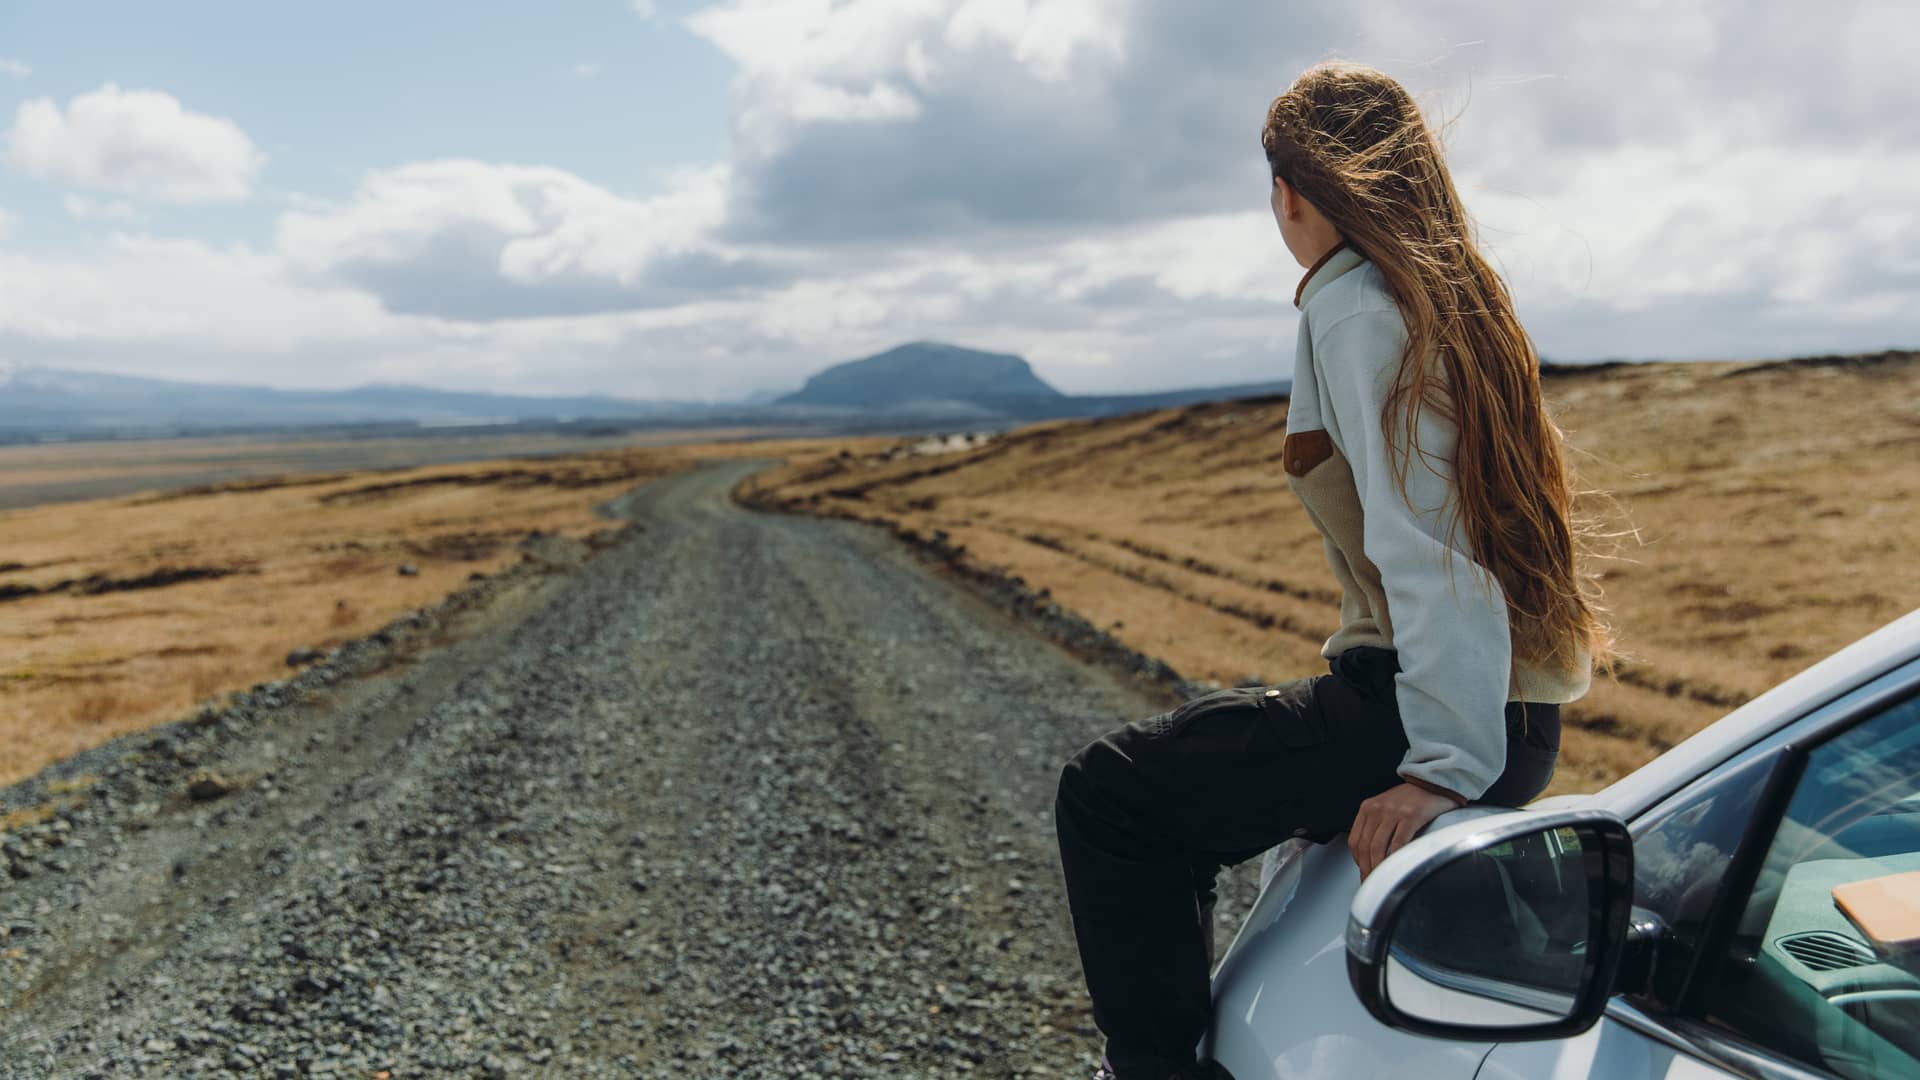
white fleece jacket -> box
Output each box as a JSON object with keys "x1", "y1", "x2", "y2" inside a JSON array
[{"x1": 1283, "y1": 243, "x2": 1591, "y2": 803}]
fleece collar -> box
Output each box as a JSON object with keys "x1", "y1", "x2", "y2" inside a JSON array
[{"x1": 1294, "y1": 240, "x2": 1364, "y2": 309}]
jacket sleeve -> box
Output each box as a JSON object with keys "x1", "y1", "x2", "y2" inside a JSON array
[{"x1": 1312, "y1": 308, "x2": 1511, "y2": 804}]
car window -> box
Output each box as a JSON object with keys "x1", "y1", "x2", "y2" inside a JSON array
[
  {"x1": 1626, "y1": 745, "x2": 1795, "y2": 1006},
  {"x1": 1693, "y1": 692, "x2": 1920, "y2": 1080}
]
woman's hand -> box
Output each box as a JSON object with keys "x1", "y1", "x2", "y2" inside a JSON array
[{"x1": 1351, "y1": 782, "x2": 1459, "y2": 879}]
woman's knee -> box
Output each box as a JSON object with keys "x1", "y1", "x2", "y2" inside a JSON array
[
  {"x1": 1055, "y1": 726, "x2": 1145, "y2": 820},
  {"x1": 1056, "y1": 733, "x2": 1112, "y2": 808}
]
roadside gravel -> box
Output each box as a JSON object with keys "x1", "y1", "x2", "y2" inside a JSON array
[{"x1": 0, "y1": 460, "x2": 1264, "y2": 1078}]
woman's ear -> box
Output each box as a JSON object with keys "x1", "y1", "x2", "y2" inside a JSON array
[{"x1": 1274, "y1": 176, "x2": 1297, "y2": 220}]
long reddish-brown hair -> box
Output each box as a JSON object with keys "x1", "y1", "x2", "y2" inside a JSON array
[{"x1": 1262, "y1": 60, "x2": 1620, "y2": 679}]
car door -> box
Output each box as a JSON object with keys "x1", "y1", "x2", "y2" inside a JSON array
[
  {"x1": 1480, "y1": 657, "x2": 1920, "y2": 1079},
  {"x1": 1475, "y1": 1018, "x2": 1741, "y2": 1079}
]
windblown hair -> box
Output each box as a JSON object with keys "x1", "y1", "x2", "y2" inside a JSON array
[{"x1": 1262, "y1": 60, "x2": 1620, "y2": 679}]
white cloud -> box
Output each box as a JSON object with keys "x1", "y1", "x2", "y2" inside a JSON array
[
  {"x1": 5, "y1": 84, "x2": 265, "y2": 203},
  {"x1": 1, "y1": 2, "x2": 1917, "y2": 401},
  {"x1": 0, "y1": 59, "x2": 29, "y2": 79},
  {"x1": 572, "y1": 61, "x2": 601, "y2": 79},
  {"x1": 690, "y1": 0, "x2": 1127, "y2": 162},
  {"x1": 691, "y1": 0, "x2": 1123, "y2": 96},
  {"x1": 0, "y1": 206, "x2": 15, "y2": 239},
  {"x1": 690, "y1": 0, "x2": 1303, "y2": 243},
  {"x1": 1462, "y1": 139, "x2": 1920, "y2": 359},
  {"x1": 63, "y1": 194, "x2": 141, "y2": 223},
  {"x1": 678, "y1": 0, "x2": 1920, "y2": 366},
  {"x1": 276, "y1": 159, "x2": 789, "y2": 319},
  {"x1": 0, "y1": 234, "x2": 390, "y2": 351},
  {"x1": 631, "y1": 0, "x2": 659, "y2": 18},
  {"x1": 0, "y1": 229, "x2": 812, "y2": 399},
  {"x1": 944, "y1": 0, "x2": 1124, "y2": 83}
]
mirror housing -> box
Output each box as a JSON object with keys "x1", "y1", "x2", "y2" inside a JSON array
[{"x1": 1346, "y1": 808, "x2": 1635, "y2": 1042}]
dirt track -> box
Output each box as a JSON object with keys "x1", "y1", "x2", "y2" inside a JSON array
[{"x1": 0, "y1": 461, "x2": 1260, "y2": 1077}]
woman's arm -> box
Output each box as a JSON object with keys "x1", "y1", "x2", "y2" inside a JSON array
[{"x1": 1312, "y1": 306, "x2": 1513, "y2": 807}]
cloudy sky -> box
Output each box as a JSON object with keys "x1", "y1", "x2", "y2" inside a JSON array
[{"x1": 0, "y1": 1, "x2": 1914, "y2": 401}]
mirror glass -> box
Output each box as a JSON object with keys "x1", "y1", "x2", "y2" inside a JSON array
[{"x1": 1383, "y1": 824, "x2": 1596, "y2": 1028}]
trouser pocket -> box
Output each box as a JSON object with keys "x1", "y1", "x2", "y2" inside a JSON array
[{"x1": 1147, "y1": 681, "x2": 1329, "y2": 749}]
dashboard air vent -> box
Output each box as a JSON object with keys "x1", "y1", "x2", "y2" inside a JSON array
[{"x1": 1779, "y1": 931, "x2": 1877, "y2": 972}]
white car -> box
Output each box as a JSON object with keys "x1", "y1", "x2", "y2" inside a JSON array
[{"x1": 1204, "y1": 605, "x2": 1920, "y2": 1080}]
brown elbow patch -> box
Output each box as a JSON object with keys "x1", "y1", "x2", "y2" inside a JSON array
[{"x1": 1284, "y1": 429, "x2": 1334, "y2": 477}]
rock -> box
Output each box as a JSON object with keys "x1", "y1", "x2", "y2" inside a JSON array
[
  {"x1": 397, "y1": 563, "x2": 419, "y2": 577},
  {"x1": 186, "y1": 771, "x2": 234, "y2": 802},
  {"x1": 285, "y1": 647, "x2": 322, "y2": 667}
]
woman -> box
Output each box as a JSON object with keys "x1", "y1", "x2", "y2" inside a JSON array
[{"x1": 1053, "y1": 61, "x2": 1619, "y2": 1080}]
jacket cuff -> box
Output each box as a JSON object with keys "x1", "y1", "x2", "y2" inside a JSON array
[{"x1": 1400, "y1": 774, "x2": 1469, "y2": 808}]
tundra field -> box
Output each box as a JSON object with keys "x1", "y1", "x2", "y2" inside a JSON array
[
  {"x1": 741, "y1": 351, "x2": 1920, "y2": 797},
  {"x1": 3, "y1": 351, "x2": 1917, "y2": 799},
  {"x1": 0, "y1": 436, "x2": 848, "y2": 791}
]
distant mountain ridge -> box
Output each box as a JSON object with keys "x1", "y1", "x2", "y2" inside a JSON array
[
  {"x1": 777, "y1": 342, "x2": 1286, "y2": 420},
  {"x1": 0, "y1": 364, "x2": 700, "y2": 434},
  {"x1": 0, "y1": 344, "x2": 1290, "y2": 438}
]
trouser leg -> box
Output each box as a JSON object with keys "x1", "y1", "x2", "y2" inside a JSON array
[
  {"x1": 1054, "y1": 771, "x2": 1222, "y2": 1078},
  {"x1": 1479, "y1": 701, "x2": 1562, "y2": 807},
  {"x1": 1053, "y1": 666, "x2": 1410, "y2": 1078},
  {"x1": 1192, "y1": 859, "x2": 1221, "y2": 975}
]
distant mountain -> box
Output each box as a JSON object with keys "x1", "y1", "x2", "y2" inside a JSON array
[
  {"x1": 0, "y1": 363, "x2": 708, "y2": 435},
  {"x1": 777, "y1": 342, "x2": 1064, "y2": 415},
  {"x1": 774, "y1": 342, "x2": 1286, "y2": 421}
]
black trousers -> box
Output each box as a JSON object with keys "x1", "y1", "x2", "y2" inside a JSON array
[{"x1": 1053, "y1": 645, "x2": 1560, "y2": 1079}]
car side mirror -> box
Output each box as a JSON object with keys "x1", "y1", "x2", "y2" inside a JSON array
[{"x1": 1345, "y1": 809, "x2": 1634, "y2": 1042}]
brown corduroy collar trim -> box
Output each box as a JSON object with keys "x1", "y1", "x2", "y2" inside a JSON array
[{"x1": 1293, "y1": 239, "x2": 1351, "y2": 309}]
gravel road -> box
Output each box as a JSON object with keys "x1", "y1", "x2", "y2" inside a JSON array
[{"x1": 0, "y1": 460, "x2": 1263, "y2": 1078}]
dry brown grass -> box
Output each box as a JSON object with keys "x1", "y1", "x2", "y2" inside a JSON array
[
  {"x1": 8, "y1": 353, "x2": 1913, "y2": 799},
  {"x1": 745, "y1": 353, "x2": 1920, "y2": 796},
  {"x1": 0, "y1": 437, "x2": 847, "y2": 787}
]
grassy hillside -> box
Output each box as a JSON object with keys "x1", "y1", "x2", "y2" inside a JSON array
[{"x1": 742, "y1": 352, "x2": 1920, "y2": 797}]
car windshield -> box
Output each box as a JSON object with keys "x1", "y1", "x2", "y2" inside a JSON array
[{"x1": 1699, "y1": 692, "x2": 1920, "y2": 1078}]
